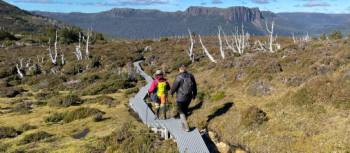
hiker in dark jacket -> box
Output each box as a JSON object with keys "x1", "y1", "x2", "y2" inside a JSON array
[{"x1": 170, "y1": 65, "x2": 197, "y2": 132}]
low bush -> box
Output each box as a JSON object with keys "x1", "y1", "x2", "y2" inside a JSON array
[
  {"x1": 17, "y1": 124, "x2": 37, "y2": 133},
  {"x1": 11, "y1": 102, "x2": 32, "y2": 114},
  {"x1": 0, "y1": 126, "x2": 20, "y2": 139},
  {"x1": 35, "y1": 90, "x2": 59, "y2": 101},
  {"x1": 210, "y1": 91, "x2": 225, "y2": 101},
  {"x1": 93, "y1": 113, "x2": 104, "y2": 122},
  {"x1": 19, "y1": 131, "x2": 54, "y2": 144},
  {"x1": 45, "y1": 107, "x2": 105, "y2": 123},
  {"x1": 82, "y1": 79, "x2": 134, "y2": 96},
  {"x1": 240, "y1": 106, "x2": 269, "y2": 128},
  {"x1": 0, "y1": 87, "x2": 23, "y2": 98},
  {"x1": 44, "y1": 112, "x2": 64, "y2": 123},
  {"x1": 48, "y1": 94, "x2": 83, "y2": 107}
]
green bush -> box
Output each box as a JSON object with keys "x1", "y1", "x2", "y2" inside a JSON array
[
  {"x1": 0, "y1": 126, "x2": 20, "y2": 139},
  {"x1": 62, "y1": 62, "x2": 84, "y2": 75},
  {"x1": 35, "y1": 90, "x2": 58, "y2": 101},
  {"x1": 210, "y1": 91, "x2": 225, "y2": 101},
  {"x1": 48, "y1": 94, "x2": 82, "y2": 107},
  {"x1": 20, "y1": 131, "x2": 54, "y2": 144},
  {"x1": 59, "y1": 28, "x2": 80, "y2": 44}
]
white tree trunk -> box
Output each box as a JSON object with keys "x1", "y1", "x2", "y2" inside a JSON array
[
  {"x1": 16, "y1": 64, "x2": 24, "y2": 78},
  {"x1": 265, "y1": 21, "x2": 276, "y2": 53},
  {"x1": 187, "y1": 29, "x2": 195, "y2": 62},
  {"x1": 198, "y1": 35, "x2": 217, "y2": 63},
  {"x1": 218, "y1": 26, "x2": 225, "y2": 59},
  {"x1": 85, "y1": 28, "x2": 92, "y2": 59},
  {"x1": 74, "y1": 32, "x2": 83, "y2": 61}
]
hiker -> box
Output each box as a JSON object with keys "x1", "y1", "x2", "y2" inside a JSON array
[
  {"x1": 148, "y1": 70, "x2": 171, "y2": 120},
  {"x1": 171, "y1": 65, "x2": 197, "y2": 132}
]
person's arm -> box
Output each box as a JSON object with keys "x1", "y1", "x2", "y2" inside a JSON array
[
  {"x1": 191, "y1": 74, "x2": 197, "y2": 99},
  {"x1": 170, "y1": 75, "x2": 181, "y2": 96}
]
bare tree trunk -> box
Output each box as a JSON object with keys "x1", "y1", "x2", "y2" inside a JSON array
[
  {"x1": 198, "y1": 35, "x2": 217, "y2": 63},
  {"x1": 74, "y1": 32, "x2": 83, "y2": 61},
  {"x1": 85, "y1": 28, "x2": 92, "y2": 59},
  {"x1": 265, "y1": 21, "x2": 276, "y2": 53},
  {"x1": 187, "y1": 29, "x2": 195, "y2": 63},
  {"x1": 16, "y1": 64, "x2": 24, "y2": 78},
  {"x1": 48, "y1": 31, "x2": 59, "y2": 64},
  {"x1": 218, "y1": 26, "x2": 225, "y2": 59}
]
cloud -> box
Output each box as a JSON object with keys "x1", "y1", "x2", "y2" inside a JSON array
[
  {"x1": 9, "y1": 0, "x2": 175, "y2": 6},
  {"x1": 297, "y1": 0, "x2": 331, "y2": 8},
  {"x1": 212, "y1": 0, "x2": 223, "y2": 4},
  {"x1": 251, "y1": 0, "x2": 272, "y2": 4}
]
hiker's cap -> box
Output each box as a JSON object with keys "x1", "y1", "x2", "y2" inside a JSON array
[{"x1": 155, "y1": 70, "x2": 163, "y2": 75}]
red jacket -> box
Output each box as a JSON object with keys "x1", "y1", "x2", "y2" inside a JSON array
[{"x1": 148, "y1": 76, "x2": 170, "y2": 94}]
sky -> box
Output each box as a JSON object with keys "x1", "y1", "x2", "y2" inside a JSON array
[{"x1": 4, "y1": 0, "x2": 350, "y2": 14}]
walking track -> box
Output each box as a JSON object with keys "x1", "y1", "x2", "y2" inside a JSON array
[{"x1": 129, "y1": 61, "x2": 210, "y2": 153}]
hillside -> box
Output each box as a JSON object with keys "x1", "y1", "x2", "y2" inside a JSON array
[
  {"x1": 0, "y1": 0, "x2": 64, "y2": 33},
  {"x1": 34, "y1": 6, "x2": 350, "y2": 39}
]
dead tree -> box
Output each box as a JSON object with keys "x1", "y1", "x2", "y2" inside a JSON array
[
  {"x1": 187, "y1": 29, "x2": 195, "y2": 62},
  {"x1": 265, "y1": 21, "x2": 278, "y2": 53},
  {"x1": 48, "y1": 31, "x2": 59, "y2": 64},
  {"x1": 15, "y1": 63, "x2": 24, "y2": 78},
  {"x1": 232, "y1": 25, "x2": 249, "y2": 55},
  {"x1": 74, "y1": 32, "x2": 83, "y2": 61},
  {"x1": 221, "y1": 28, "x2": 237, "y2": 53},
  {"x1": 218, "y1": 26, "x2": 225, "y2": 59},
  {"x1": 198, "y1": 35, "x2": 217, "y2": 63},
  {"x1": 83, "y1": 28, "x2": 92, "y2": 59}
]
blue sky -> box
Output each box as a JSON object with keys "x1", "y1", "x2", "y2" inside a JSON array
[{"x1": 4, "y1": 0, "x2": 350, "y2": 13}]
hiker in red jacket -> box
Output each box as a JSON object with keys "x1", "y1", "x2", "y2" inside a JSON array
[{"x1": 148, "y1": 70, "x2": 170, "y2": 119}]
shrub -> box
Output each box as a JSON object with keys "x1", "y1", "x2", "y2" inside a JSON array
[
  {"x1": 86, "y1": 96, "x2": 119, "y2": 107},
  {"x1": 48, "y1": 94, "x2": 82, "y2": 107},
  {"x1": 0, "y1": 87, "x2": 23, "y2": 98},
  {"x1": 0, "y1": 80, "x2": 9, "y2": 88},
  {"x1": 20, "y1": 131, "x2": 54, "y2": 144},
  {"x1": 124, "y1": 87, "x2": 139, "y2": 95},
  {"x1": 63, "y1": 107, "x2": 105, "y2": 123},
  {"x1": 329, "y1": 31, "x2": 343, "y2": 40},
  {"x1": 17, "y1": 124, "x2": 37, "y2": 133},
  {"x1": 44, "y1": 113, "x2": 64, "y2": 123},
  {"x1": 210, "y1": 91, "x2": 225, "y2": 101},
  {"x1": 89, "y1": 56, "x2": 102, "y2": 68},
  {"x1": 35, "y1": 90, "x2": 58, "y2": 100},
  {"x1": 11, "y1": 102, "x2": 32, "y2": 114},
  {"x1": 62, "y1": 62, "x2": 84, "y2": 75},
  {"x1": 241, "y1": 106, "x2": 268, "y2": 128},
  {"x1": 82, "y1": 79, "x2": 134, "y2": 96},
  {"x1": 45, "y1": 107, "x2": 105, "y2": 123},
  {"x1": 0, "y1": 30, "x2": 17, "y2": 41},
  {"x1": 0, "y1": 126, "x2": 20, "y2": 139}
]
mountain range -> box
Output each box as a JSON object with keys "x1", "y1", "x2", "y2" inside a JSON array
[{"x1": 1, "y1": 0, "x2": 350, "y2": 39}]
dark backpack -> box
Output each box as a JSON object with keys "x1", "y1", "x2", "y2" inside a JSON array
[{"x1": 179, "y1": 74, "x2": 194, "y2": 96}]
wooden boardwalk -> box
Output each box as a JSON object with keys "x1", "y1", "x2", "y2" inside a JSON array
[{"x1": 129, "y1": 61, "x2": 210, "y2": 153}]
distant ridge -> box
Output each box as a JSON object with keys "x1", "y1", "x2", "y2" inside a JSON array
[
  {"x1": 0, "y1": 0, "x2": 65, "y2": 33},
  {"x1": 33, "y1": 6, "x2": 350, "y2": 39}
]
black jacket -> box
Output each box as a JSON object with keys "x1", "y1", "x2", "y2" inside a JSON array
[{"x1": 170, "y1": 72, "x2": 197, "y2": 102}]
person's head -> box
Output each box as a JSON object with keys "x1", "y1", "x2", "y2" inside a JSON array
[
  {"x1": 179, "y1": 64, "x2": 187, "y2": 73},
  {"x1": 155, "y1": 70, "x2": 163, "y2": 77}
]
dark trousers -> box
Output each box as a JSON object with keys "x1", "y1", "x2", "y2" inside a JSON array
[{"x1": 176, "y1": 100, "x2": 191, "y2": 117}]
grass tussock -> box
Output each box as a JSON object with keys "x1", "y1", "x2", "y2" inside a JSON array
[
  {"x1": 19, "y1": 131, "x2": 54, "y2": 144},
  {"x1": 0, "y1": 126, "x2": 20, "y2": 139},
  {"x1": 45, "y1": 107, "x2": 105, "y2": 123},
  {"x1": 48, "y1": 94, "x2": 82, "y2": 107}
]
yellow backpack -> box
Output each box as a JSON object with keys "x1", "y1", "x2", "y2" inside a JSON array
[{"x1": 157, "y1": 81, "x2": 167, "y2": 97}]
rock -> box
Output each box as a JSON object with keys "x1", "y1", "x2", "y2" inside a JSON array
[
  {"x1": 235, "y1": 149, "x2": 247, "y2": 153},
  {"x1": 246, "y1": 80, "x2": 273, "y2": 96},
  {"x1": 208, "y1": 131, "x2": 219, "y2": 143},
  {"x1": 216, "y1": 142, "x2": 231, "y2": 153}
]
